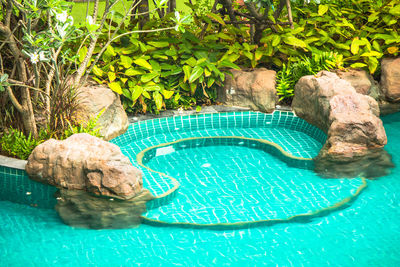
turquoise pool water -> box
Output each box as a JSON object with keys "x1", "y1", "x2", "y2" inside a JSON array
[{"x1": 1, "y1": 111, "x2": 399, "y2": 266}]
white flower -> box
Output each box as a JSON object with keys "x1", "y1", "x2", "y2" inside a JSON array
[
  {"x1": 30, "y1": 52, "x2": 39, "y2": 64},
  {"x1": 56, "y1": 10, "x2": 68, "y2": 23},
  {"x1": 175, "y1": 11, "x2": 180, "y2": 22},
  {"x1": 56, "y1": 24, "x2": 67, "y2": 38},
  {"x1": 39, "y1": 51, "x2": 47, "y2": 61},
  {"x1": 86, "y1": 15, "x2": 95, "y2": 25}
]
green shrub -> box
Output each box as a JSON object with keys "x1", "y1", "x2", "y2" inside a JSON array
[
  {"x1": 91, "y1": 30, "x2": 239, "y2": 114},
  {"x1": 0, "y1": 128, "x2": 42, "y2": 160},
  {"x1": 276, "y1": 51, "x2": 342, "y2": 102},
  {"x1": 0, "y1": 113, "x2": 103, "y2": 160}
]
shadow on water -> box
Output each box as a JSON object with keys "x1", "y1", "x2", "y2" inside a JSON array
[
  {"x1": 55, "y1": 189, "x2": 154, "y2": 229},
  {"x1": 314, "y1": 148, "x2": 395, "y2": 179}
]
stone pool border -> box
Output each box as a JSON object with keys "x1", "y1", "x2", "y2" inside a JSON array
[{"x1": 0, "y1": 155, "x2": 26, "y2": 170}]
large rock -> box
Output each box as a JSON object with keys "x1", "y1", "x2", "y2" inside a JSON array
[
  {"x1": 335, "y1": 69, "x2": 379, "y2": 99},
  {"x1": 218, "y1": 68, "x2": 277, "y2": 112},
  {"x1": 55, "y1": 189, "x2": 153, "y2": 229},
  {"x1": 76, "y1": 83, "x2": 128, "y2": 140},
  {"x1": 26, "y1": 133, "x2": 143, "y2": 200},
  {"x1": 293, "y1": 71, "x2": 387, "y2": 162},
  {"x1": 380, "y1": 57, "x2": 400, "y2": 102}
]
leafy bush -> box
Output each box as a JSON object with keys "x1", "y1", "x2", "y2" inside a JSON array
[
  {"x1": 276, "y1": 51, "x2": 342, "y2": 102},
  {"x1": 0, "y1": 128, "x2": 42, "y2": 160},
  {"x1": 91, "y1": 30, "x2": 240, "y2": 113},
  {"x1": 0, "y1": 113, "x2": 103, "y2": 160}
]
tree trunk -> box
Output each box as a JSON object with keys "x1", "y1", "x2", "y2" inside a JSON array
[
  {"x1": 139, "y1": 0, "x2": 149, "y2": 29},
  {"x1": 168, "y1": 0, "x2": 176, "y2": 13}
]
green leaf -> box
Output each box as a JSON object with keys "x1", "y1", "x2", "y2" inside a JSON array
[
  {"x1": 196, "y1": 105, "x2": 202, "y2": 112},
  {"x1": 351, "y1": 38, "x2": 360, "y2": 55},
  {"x1": 134, "y1": 58, "x2": 152, "y2": 70},
  {"x1": 141, "y1": 73, "x2": 159, "y2": 83},
  {"x1": 108, "y1": 72, "x2": 116, "y2": 82},
  {"x1": 161, "y1": 90, "x2": 174, "y2": 99},
  {"x1": 120, "y1": 55, "x2": 133, "y2": 68},
  {"x1": 272, "y1": 35, "x2": 281, "y2": 46},
  {"x1": 185, "y1": 57, "x2": 197, "y2": 67},
  {"x1": 206, "y1": 13, "x2": 226, "y2": 25},
  {"x1": 130, "y1": 86, "x2": 143, "y2": 101},
  {"x1": 368, "y1": 12, "x2": 379, "y2": 23},
  {"x1": 148, "y1": 41, "x2": 169, "y2": 48},
  {"x1": 104, "y1": 45, "x2": 116, "y2": 58},
  {"x1": 182, "y1": 65, "x2": 192, "y2": 82},
  {"x1": 189, "y1": 66, "x2": 204, "y2": 83},
  {"x1": 125, "y1": 68, "x2": 145, "y2": 76},
  {"x1": 92, "y1": 65, "x2": 104, "y2": 77},
  {"x1": 218, "y1": 60, "x2": 241, "y2": 70},
  {"x1": 360, "y1": 51, "x2": 382, "y2": 57},
  {"x1": 79, "y1": 46, "x2": 87, "y2": 63},
  {"x1": 318, "y1": 5, "x2": 329, "y2": 16},
  {"x1": 142, "y1": 90, "x2": 151, "y2": 99},
  {"x1": 283, "y1": 36, "x2": 307, "y2": 48},
  {"x1": 108, "y1": 82, "x2": 122, "y2": 94},
  {"x1": 350, "y1": 62, "x2": 367, "y2": 69},
  {"x1": 153, "y1": 91, "x2": 163, "y2": 110},
  {"x1": 368, "y1": 57, "x2": 379, "y2": 74},
  {"x1": 389, "y1": 4, "x2": 400, "y2": 16},
  {"x1": 207, "y1": 77, "x2": 215, "y2": 88},
  {"x1": 149, "y1": 60, "x2": 161, "y2": 72}
]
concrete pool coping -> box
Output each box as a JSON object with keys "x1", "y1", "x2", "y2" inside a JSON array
[{"x1": 0, "y1": 155, "x2": 26, "y2": 170}]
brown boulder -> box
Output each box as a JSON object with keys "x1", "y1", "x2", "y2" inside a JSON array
[
  {"x1": 218, "y1": 68, "x2": 277, "y2": 112},
  {"x1": 25, "y1": 133, "x2": 143, "y2": 200},
  {"x1": 335, "y1": 69, "x2": 379, "y2": 99},
  {"x1": 55, "y1": 189, "x2": 153, "y2": 229},
  {"x1": 293, "y1": 71, "x2": 387, "y2": 162},
  {"x1": 76, "y1": 83, "x2": 128, "y2": 140},
  {"x1": 380, "y1": 57, "x2": 400, "y2": 102}
]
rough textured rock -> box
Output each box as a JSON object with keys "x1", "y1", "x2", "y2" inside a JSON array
[
  {"x1": 293, "y1": 71, "x2": 387, "y2": 162},
  {"x1": 26, "y1": 133, "x2": 143, "y2": 200},
  {"x1": 55, "y1": 189, "x2": 153, "y2": 229},
  {"x1": 335, "y1": 69, "x2": 379, "y2": 99},
  {"x1": 314, "y1": 149, "x2": 393, "y2": 179},
  {"x1": 76, "y1": 83, "x2": 128, "y2": 140},
  {"x1": 218, "y1": 68, "x2": 277, "y2": 112},
  {"x1": 380, "y1": 57, "x2": 400, "y2": 102}
]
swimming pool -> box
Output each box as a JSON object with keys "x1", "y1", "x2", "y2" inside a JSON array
[{"x1": 1, "y1": 111, "x2": 399, "y2": 266}]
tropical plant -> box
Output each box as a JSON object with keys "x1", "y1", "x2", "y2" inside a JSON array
[
  {"x1": 276, "y1": 51, "x2": 343, "y2": 102},
  {"x1": 91, "y1": 28, "x2": 240, "y2": 113},
  {"x1": 0, "y1": 0, "x2": 188, "y2": 138}
]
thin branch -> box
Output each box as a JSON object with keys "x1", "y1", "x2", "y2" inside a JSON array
[
  {"x1": 225, "y1": 20, "x2": 292, "y2": 25},
  {"x1": 274, "y1": 0, "x2": 286, "y2": 20},
  {"x1": 8, "y1": 79, "x2": 50, "y2": 98},
  {"x1": 286, "y1": 0, "x2": 294, "y2": 29},
  {"x1": 5, "y1": 86, "x2": 24, "y2": 113},
  {"x1": 244, "y1": 2, "x2": 263, "y2": 21}
]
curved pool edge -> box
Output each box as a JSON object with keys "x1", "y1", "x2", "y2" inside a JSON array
[{"x1": 141, "y1": 178, "x2": 368, "y2": 229}]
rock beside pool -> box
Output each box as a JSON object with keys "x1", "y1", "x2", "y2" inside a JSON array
[
  {"x1": 218, "y1": 68, "x2": 277, "y2": 112},
  {"x1": 25, "y1": 133, "x2": 143, "y2": 200},
  {"x1": 293, "y1": 71, "x2": 387, "y2": 162},
  {"x1": 55, "y1": 188, "x2": 153, "y2": 229},
  {"x1": 76, "y1": 82, "x2": 129, "y2": 141},
  {"x1": 380, "y1": 57, "x2": 400, "y2": 102},
  {"x1": 335, "y1": 69, "x2": 379, "y2": 99}
]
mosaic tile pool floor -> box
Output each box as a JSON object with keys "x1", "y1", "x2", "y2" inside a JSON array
[{"x1": 1, "y1": 111, "x2": 399, "y2": 266}]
